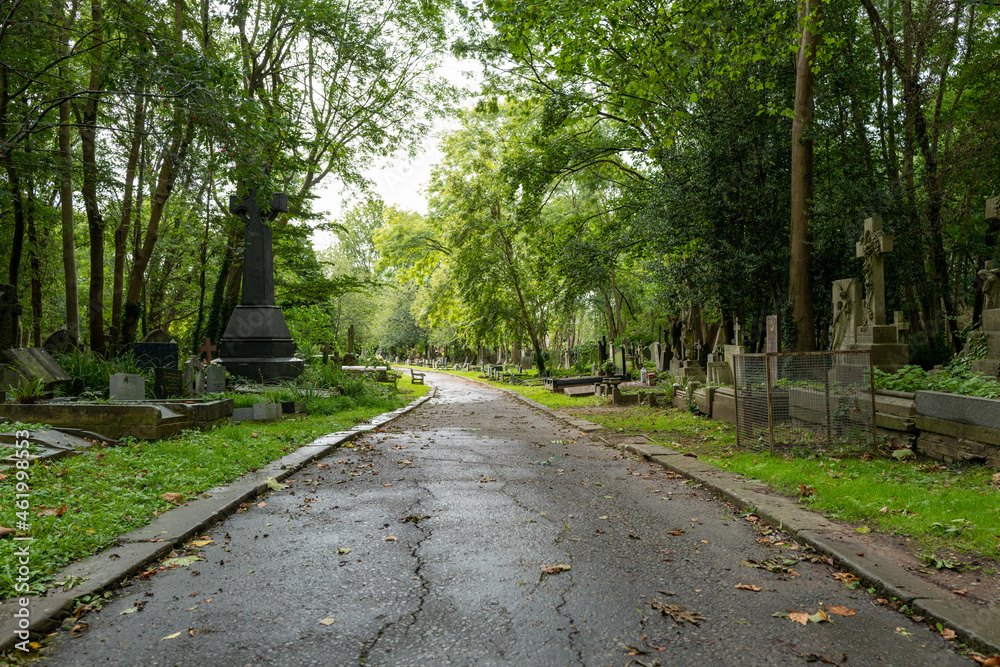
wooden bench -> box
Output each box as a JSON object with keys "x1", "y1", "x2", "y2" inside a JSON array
[{"x1": 410, "y1": 368, "x2": 425, "y2": 385}]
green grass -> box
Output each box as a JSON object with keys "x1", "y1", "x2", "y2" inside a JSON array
[
  {"x1": 481, "y1": 381, "x2": 1000, "y2": 564},
  {"x1": 0, "y1": 377, "x2": 428, "y2": 600}
]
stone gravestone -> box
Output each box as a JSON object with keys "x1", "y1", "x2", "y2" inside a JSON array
[
  {"x1": 218, "y1": 167, "x2": 304, "y2": 382},
  {"x1": 182, "y1": 356, "x2": 199, "y2": 397},
  {"x1": 205, "y1": 365, "x2": 226, "y2": 393},
  {"x1": 668, "y1": 320, "x2": 704, "y2": 381},
  {"x1": 42, "y1": 330, "x2": 77, "y2": 356},
  {"x1": 707, "y1": 361, "x2": 734, "y2": 386},
  {"x1": 153, "y1": 368, "x2": 184, "y2": 399},
  {"x1": 143, "y1": 328, "x2": 171, "y2": 343},
  {"x1": 831, "y1": 278, "x2": 863, "y2": 350},
  {"x1": 342, "y1": 324, "x2": 357, "y2": 366},
  {"x1": 972, "y1": 198, "x2": 1000, "y2": 378},
  {"x1": 766, "y1": 315, "x2": 780, "y2": 353},
  {"x1": 2, "y1": 348, "x2": 72, "y2": 390},
  {"x1": 132, "y1": 341, "x2": 178, "y2": 371},
  {"x1": 847, "y1": 216, "x2": 909, "y2": 372},
  {"x1": 723, "y1": 317, "x2": 747, "y2": 380},
  {"x1": 110, "y1": 373, "x2": 145, "y2": 401},
  {"x1": 199, "y1": 337, "x2": 217, "y2": 363},
  {"x1": 650, "y1": 342, "x2": 662, "y2": 373}
]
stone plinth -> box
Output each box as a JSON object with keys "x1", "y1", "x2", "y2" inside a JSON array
[
  {"x1": 110, "y1": 373, "x2": 145, "y2": 401},
  {"x1": 848, "y1": 324, "x2": 909, "y2": 373},
  {"x1": 220, "y1": 306, "x2": 303, "y2": 382},
  {"x1": 669, "y1": 358, "x2": 704, "y2": 381},
  {"x1": 707, "y1": 361, "x2": 734, "y2": 386}
]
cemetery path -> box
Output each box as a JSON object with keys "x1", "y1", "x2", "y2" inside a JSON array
[{"x1": 39, "y1": 373, "x2": 969, "y2": 666}]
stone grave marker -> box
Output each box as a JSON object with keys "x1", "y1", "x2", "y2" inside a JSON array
[
  {"x1": 831, "y1": 278, "x2": 863, "y2": 350},
  {"x1": 2, "y1": 348, "x2": 72, "y2": 390},
  {"x1": 766, "y1": 315, "x2": 779, "y2": 353},
  {"x1": 110, "y1": 373, "x2": 145, "y2": 401},
  {"x1": 133, "y1": 341, "x2": 178, "y2": 371},
  {"x1": 342, "y1": 324, "x2": 357, "y2": 365},
  {"x1": 153, "y1": 368, "x2": 185, "y2": 399},
  {"x1": 219, "y1": 166, "x2": 303, "y2": 381},
  {"x1": 972, "y1": 200, "x2": 1000, "y2": 378},
  {"x1": 42, "y1": 329, "x2": 77, "y2": 355},
  {"x1": 199, "y1": 337, "x2": 217, "y2": 364},
  {"x1": 850, "y1": 216, "x2": 909, "y2": 371},
  {"x1": 143, "y1": 328, "x2": 172, "y2": 343},
  {"x1": 707, "y1": 361, "x2": 734, "y2": 386},
  {"x1": 206, "y1": 365, "x2": 226, "y2": 393}
]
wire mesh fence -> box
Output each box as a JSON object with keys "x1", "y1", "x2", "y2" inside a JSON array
[{"x1": 734, "y1": 350, "x2": 876, "y2": 455}]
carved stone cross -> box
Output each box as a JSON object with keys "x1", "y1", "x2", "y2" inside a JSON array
[
  {"x1": 198, "y1": 337, "x2": 217, "y2": 363},
  {"x1": 229, "y1": 168, "x2": 288, "y2": 307},
  {"x1": 694, "y1": 340, "x2": 703, "y2": 359},
  {"x1": 856, "y1": 216, "x2": 893, "y2": 326},
  {"x1": 732, "y1": 319, "x2": 742, "y2": 346}
]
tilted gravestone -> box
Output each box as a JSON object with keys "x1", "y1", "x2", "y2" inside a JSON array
[
  {"x1": 2, "y1": 348, "x2": 72, "y2": 390},
  {"x1": 218, "y1": 166, "x2": 303, "y2": 382},
  {"x1": 110, "y1": 373, "x2": 145, "y2": 401},
  {"x1": 42, "y1": 329, "x2": 77, "y2": 356}
]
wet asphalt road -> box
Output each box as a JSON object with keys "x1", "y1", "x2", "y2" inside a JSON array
[{"x1": 39, "y1": 373, "x2": 969, "y2": 666}]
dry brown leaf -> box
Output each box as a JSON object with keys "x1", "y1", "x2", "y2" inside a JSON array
[
  {"x1": 162, "y1": 492, "x2": 184, "y2": 504},
  {"x1": 940, "y1": 628, "x2": 957, "y2": 640},
  {"x1": 735, "y1": 584, "x2": 762, "y2": 592},
  {"x1": 826, "y1": 605, "x2": 856, "y2": 617},
  {"x1": 0, "y1": 472, "x2": 6, "y2": 481},
  {"x1": 833, "y1": 572, "x2": 859, "y2": 584},
  {"x1": 972, "y1": 656, "x2": 1000, "y2": 667},
  {"x1": 789, "y1": 612, "x2": 810, "y2": 625},
  {"x1": 648, "y1": 600, "x2": 706, "y2": 626},
  {"x1": 0, "y1": 526, "x2": 15, "y2": 537},
  {"x1": 319, "y1": 617, "x2": 336, "y2": 626},
  {"x1": 36, "y1": 504, "x2": 68, "y2": 517},
  {"x1": 541, "y1": 564, "x2": 571, "y2": 575}
]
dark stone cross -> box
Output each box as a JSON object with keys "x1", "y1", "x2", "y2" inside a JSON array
[
  {"x1": 218, "y1": 167, "x2": 302, "y2": 382},
  {"x1": 229, "y1": 182, "x2": 288, "y2": 307},
  {"x1": 199, "y1": 337, "x2": 217, "y2": 363}
]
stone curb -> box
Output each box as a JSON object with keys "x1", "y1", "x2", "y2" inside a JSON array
[
  {"x1": 622, "y1": 442, "x2": 1000, "y2": 657},
  {"x1": 0, "y1": 390, "x2": 434, "y2": 653}
]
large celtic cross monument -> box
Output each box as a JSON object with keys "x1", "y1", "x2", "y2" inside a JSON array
[{"x1": 218, "y1": 168, "x2": 304, "y2": 381}]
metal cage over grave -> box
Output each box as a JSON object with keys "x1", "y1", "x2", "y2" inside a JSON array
[{"x1": 733, "y1": 350, "x2": 876, "y2": 455}]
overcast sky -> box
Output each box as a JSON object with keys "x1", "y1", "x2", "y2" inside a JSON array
[{"x1": 310, "y1": 54, "x2": 480, "y2": 251}]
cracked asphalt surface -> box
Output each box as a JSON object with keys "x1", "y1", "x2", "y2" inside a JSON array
[{"x1": 39, "y1": 373, "x2": 970, "y2": 665}]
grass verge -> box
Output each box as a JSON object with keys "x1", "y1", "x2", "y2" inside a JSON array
[{"x1": 0, "y1": 378, "x2": 428, "y2": 600}]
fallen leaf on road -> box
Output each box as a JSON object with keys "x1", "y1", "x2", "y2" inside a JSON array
[
  {"x1": 855, "y1": 525, "x2": 871, "y2": 534},
  {"x1": 623, "y1": 645, "x2": 648, "y2": 656},
  {"x1": 940, "y1": 628, "x2": 957, "y2": 640},
  {"x1": 972, "y1": 656, "x2": 1000, "y2": 666},
  {"x1": 833, "y1": 572, "x2": 859, "y2": 585},
  {"x1": 648, "y1": 600, "x2": 706, "y2": 626},
  {"x1": 190, "y1": 540, "x2": 213, "y2": 547},
  {"x1": 479, "y1": 477, "x2": 497, "y2": 483},
  {"x1": 826, "y1": 605, "x2": 855, "y2": 617},
  {"x1": 788, "y1": 612, "x2": 810, "y2": 625},
  {"x1": 161, "y1": 631, "x2": 183, "y2": 641},
  {"x1": 895, "y1": 627, "x2": 913, "y2": 636},
  {"x1": 953, "y1": 589, "x2": 967, "y2": 595},
  {"x1": 541, "y1": 564, "x2": 571, "y2": 574},
  {"x1": 265, "y1": 477, "x2": 287, "y2": 491},
  {"x1": 256, "y1": 502, "x2": 267, "y2": 508},
  {"x1": 735, "y1": 584, "x2": 761, "y2": 592},
  {"x1": 165, "y1": 555, "x2": 201, "y2": 568},
  {"x1": 162, "y1": 492, "x2": 184, "y2": 504},
  {"x1": 337, "y1": 547, "x2": 351, "y2": 554},
  {"x1": 120, "y1": 607, "x2": 138, "y2": 615},
  {"x1": 71, "y1": 622, "x2": 88, "y2": 637},
  {"x1": 383, "y1": 536, "x2": 397, "y2": 541},
  {"x1": 319, "y1": 617, "x2": 336, "y2": 626}
]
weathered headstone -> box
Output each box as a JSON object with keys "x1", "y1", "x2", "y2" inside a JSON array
[
  {"x1": 849, "y1": 217, "x2": 909, "y2": 371},
  {"x1": 153, "y1": 368, "x2": 184, "y2": 399},
  {"x1": 182, "y1": 356, "x2": 195, "y2": 397},
  {"x1": 831, "y1": 278, "x2": 863, "y2": 350},
  {"x1": 206, "y1": 365, "x2": 226, "y2": 393},
  {"x1": 972, "y1": 200, "x2": 1000, "y2": 378},
  {"x1": 707, "y1": 361, "x2": 734, "y2": 386},
  {"x1": 42, "y1": 329, "x2": 77, "y2": 356},
  {"x1": 218, "y1": 166, "x2": 304, "y2": 382},
  {"x1": 142, "y1": 328, "x2": 171, "y2": 343},
  {"x1": 2, "y1": 348, "x2": 72, "y2": 390},
  {"x1": 110, "y1": 373, "x2": 145, "y2": 401},
  {"x1": 342, "y1": 324, "x2": 357, "y2": 366},
  {"x1": 765, "y1": 315, "x2": 779, "y2": 353}
]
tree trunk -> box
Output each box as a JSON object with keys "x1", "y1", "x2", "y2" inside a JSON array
[
  {"x1": 25, "y1": 148, "x2": 41, "y2": 347},
  {"x1": 111, "y1": 90, "x2": 146, "y2": 354},
  {"x1": 79, "y1": 0, "x2": 106, "y2": 355},
  {"x1": 59, "y1": 93, "x2": 79, "y2": 344},
  {"x1": 788, "y1": 0, "x2": 821, "y2": 351}
]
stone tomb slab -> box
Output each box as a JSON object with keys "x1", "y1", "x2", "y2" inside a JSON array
[
  {"x1": 0, "y1": 399, "x2": 232, "y2": 440},
  {"x1": 563, "y1": 385, "x2": 596, "y2": 398},
  {"x1": 0, "y1": 429, "x2": 108, "y2": 465}
]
